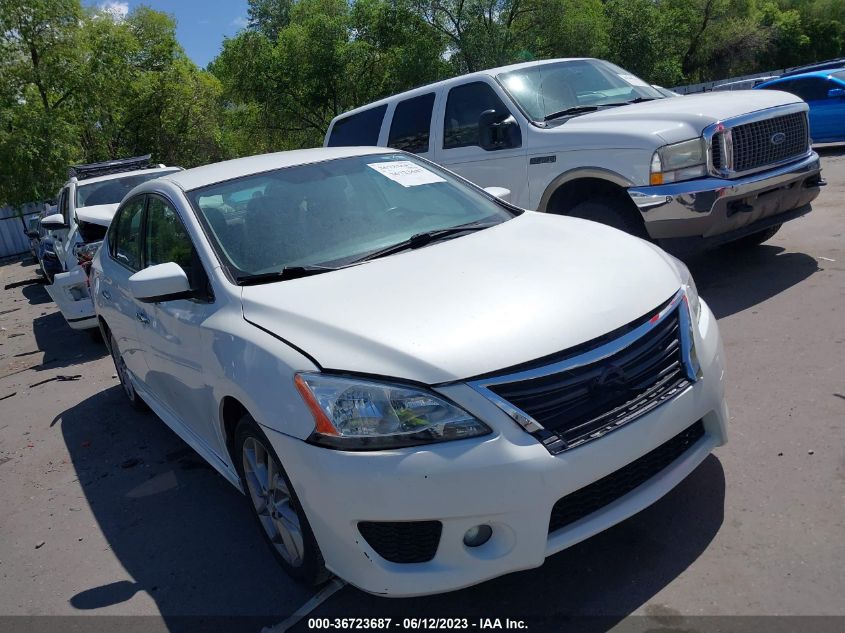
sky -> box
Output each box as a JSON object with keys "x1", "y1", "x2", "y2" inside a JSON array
[{"x1": 86, "y1": 0, "x2": 250, "y2": 68}]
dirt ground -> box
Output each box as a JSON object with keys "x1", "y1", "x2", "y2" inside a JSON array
[{"x1": 1, "y1": 147, "x2": 843, "y2": 632}]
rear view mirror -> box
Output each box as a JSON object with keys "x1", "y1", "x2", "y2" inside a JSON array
[
  {"x1": 41, "y1": 213, "x2": 67, "y2": 230},
  {"x1": 483, "y1": 187, "x2": 512, "y2": 202},
  {"x1": 478, "y1": 109, "x2": 521, "y2": 151},
  {"x1": 129, "y1": 262, "x2": 191, "y2": 302},
  {"x1": 828, "y1": 88, "x2": 845, "y2": 99}
]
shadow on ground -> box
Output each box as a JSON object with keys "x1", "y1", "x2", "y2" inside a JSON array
[
  {"x1": 60, "y1": 388, "x2": 312, "y2": 631},
  {"x1": 814, "y1": 143, "x2": 845, "y2": 158},
  {"x1": 687, "y1": 244, "x2": 819, "y2": 319},
  {"x1": 293, "y1": 456, "x2": 725, "y2": 632}
]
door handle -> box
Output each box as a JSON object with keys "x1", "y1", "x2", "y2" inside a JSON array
[
  {"x1": 136, "y1": 310, "x2": 150, "y2": 325},
  {"x1": 101, "y1": 289, "x2": 112, "y2": 301}
]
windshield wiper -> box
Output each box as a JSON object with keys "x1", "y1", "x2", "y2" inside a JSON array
[
  {"x1": 236, "y1": 265, "x2": 340, "y2": 285},
  {"x1": 543, "y1": 106, "x2": 601, "y2": 121},
  {"x1": 353, "y1": 222, "x2": 499, "y2": 263},
  {"x1": 602, "y1": 97, "x2": 658, "y2": 106}
]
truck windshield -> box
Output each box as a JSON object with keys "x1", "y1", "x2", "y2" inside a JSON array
[
  {"x1": 497, "y1": 59, "x2": 664, "y2": 122},
  {"x1": 186, "y1": 153, "x2": 515, "y2": 278},
  {"x1": 76, "y1": 169, "x2": 180, "y2": 208}
]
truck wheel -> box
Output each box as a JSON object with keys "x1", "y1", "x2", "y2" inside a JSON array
[
  {"x1": 567, "y1": 197, "x2": 648, "y2": 239},
  {"x1": 726, "y1": 224, "x2": 781, "y2": 249}
]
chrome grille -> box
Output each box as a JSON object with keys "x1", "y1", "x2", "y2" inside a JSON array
[
  {"x1": 472, "y1": 292, "x2": 696, "y2": 455},
  {"x1": 712, "y1": 111, "x2": 808, "y2": 174}
]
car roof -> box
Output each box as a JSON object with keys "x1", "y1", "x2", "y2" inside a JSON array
[
  {"x1": 759, "y1": 69, "x2": 845, "y2": 85},
  {"x1": 67, "y1": 166, "x2": 180, "y2": 187},
  {"x1": 161, "y1": 147, "x2": 394, "y2": 191},
  {"x1": 332, "y1": 58, "x2": 589, "y2": 122}
]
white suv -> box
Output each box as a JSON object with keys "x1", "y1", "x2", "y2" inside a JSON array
[
  {"x1": 41, "y1": 155, "x2": 181, "y2": 330},
  {"x1": 92, "y1": 148, "x2": 727, "y2": 596},
  {"x1": 326, "y1": 58, "x2": 823, "y2": 251}
]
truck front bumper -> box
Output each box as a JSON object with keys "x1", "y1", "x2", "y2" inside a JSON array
[{"x1": 628, "y1": 152, "x2": 823, "y2": 248}]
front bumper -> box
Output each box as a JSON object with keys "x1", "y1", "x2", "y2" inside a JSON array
[
  {"x1": 628, "y1": 152, "x2": 822, "y2": 244},
  {"x1": 266, "y1": 300, "x2": 728, "y2": 597}
]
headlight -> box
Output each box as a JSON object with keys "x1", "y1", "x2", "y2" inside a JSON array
[
  {"x1": 671, "y1": 257, "x2": 701, "y2": 322},
  {"x1": 650, "y1": 138, "x2": 706, "y2": 185},
  {"x1": 294, "y1": 373, "x2": 491, "y2": 450}
]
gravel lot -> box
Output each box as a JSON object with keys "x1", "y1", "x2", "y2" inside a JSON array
[{"x1": 1, "y1": 147, "x2": 843, "y2": 632}]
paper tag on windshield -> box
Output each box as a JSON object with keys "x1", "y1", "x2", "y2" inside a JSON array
[
  {"x1": 367, "y1": 161, "x2": 446, "y2": 187},
  {"x1": 618, "y1": 73, "x2": 649, "y2": 88}
]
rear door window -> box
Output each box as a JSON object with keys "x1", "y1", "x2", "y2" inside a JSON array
[
  {"x1": 388, "y1": 93, "x2": 436, "y2": 154},
  {"x1": 327, "y1": 105, "x2": 388, "y2": 147}
]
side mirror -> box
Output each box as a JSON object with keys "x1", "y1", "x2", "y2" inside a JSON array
[
  {"x1": 483, "y1": 186, "x2": 512, "y2": 202},
  {"x1": 41, "y1": 213, "x2": 67, "y2": 231},
  {"x1": 478, "y1": 109, "x2": 521, "y2": 151},
  {"x1": 129, "y1": 262, "x2": 191, "y2": 302},
  {"x1": 828, "y1": 88, "x2": 845, "y2": 99}
]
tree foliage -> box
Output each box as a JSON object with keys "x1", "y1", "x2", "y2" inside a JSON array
[{"x1": 1, "y1": 0, "x2": 843, "y2": 208}]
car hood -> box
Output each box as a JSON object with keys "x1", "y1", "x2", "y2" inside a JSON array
[
  {"x1": 76, "y1": 203, "x2": 120, "y2": 227},
  {"x1": 241, "y1": 213, "x2": 683, "y2": 384},
  {"x1": 555, "y1": 90, "x2": 805, "y2": 146}
]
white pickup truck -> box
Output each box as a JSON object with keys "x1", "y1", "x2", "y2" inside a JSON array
[
  {"x1": 41, "y1": 156, "x2": 181, "y2": 330},
  {"x1": 325, "y1": 58, "x2": 824, "y2": 250}
]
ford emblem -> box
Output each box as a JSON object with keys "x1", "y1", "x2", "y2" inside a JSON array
[{"x1": 771, "y1": 132, "x2": 786, "y2": 145}]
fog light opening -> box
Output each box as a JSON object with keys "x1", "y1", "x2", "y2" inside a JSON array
[{"x1": 463, "y1": 524, "x2": 492, "y2": 548}]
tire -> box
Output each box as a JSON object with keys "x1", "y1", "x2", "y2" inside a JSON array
[
  {"x1": 725, "y1": 224, "x2": 781, "y2": 249},
  {"x1": 567, "y1": 197, "x2": 649, "y2": 238},
  {"x1": 108, "y1": 332, "x2": 148, "y2": 411},
  {"x1": 235, "y1": 415, "x2": 331, "y2": 587}
]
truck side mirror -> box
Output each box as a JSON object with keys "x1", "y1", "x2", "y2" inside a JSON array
[{"x1": 478, "y1": 109, "x2": 521, "y2": 151}]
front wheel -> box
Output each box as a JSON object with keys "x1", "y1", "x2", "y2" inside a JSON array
[
  {"x1": 566, "y1": 197, "x2": 649, "y2": 238},
  {"x1": 725, "y1": 224, "x2": 781, "y2": 249},
  {"x1": 235, "y1": 416, "x2": 330, "y2": 587},
  {"x1": 108, "y1": 332, "x2": 148, "y2": 411}
]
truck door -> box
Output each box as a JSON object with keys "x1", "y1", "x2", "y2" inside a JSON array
[{"x1": 433, "y1": 80, "x2": 528, "y2": 206}]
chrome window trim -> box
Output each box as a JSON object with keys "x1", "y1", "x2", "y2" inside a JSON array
[
  {"x1": 703, "y1": 103, "x2": 811, "y2": 179},
  {"x1": 469, "y1": 288, "x2": 697, "y2": 435}
]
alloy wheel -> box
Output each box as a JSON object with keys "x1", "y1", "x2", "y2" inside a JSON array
[{"x1": 242, "y1": 437, "x2": 305, "y2": 567}]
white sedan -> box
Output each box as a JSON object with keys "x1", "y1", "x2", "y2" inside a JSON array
[{"x1": 91, "y1": 147, "x2": 728, "y2": 596}]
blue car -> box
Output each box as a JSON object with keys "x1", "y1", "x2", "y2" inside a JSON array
[
  {"x1": 38, "y1": 237, "x2": 63, "y2": 284},
  {"x1": 756, "y1": 70, "x2": 845, "y2": 143}
]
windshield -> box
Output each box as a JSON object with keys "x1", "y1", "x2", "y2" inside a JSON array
[
  {"x1": 831, "y1": 70, "x2": 845, "y2": 82},
  {"x1": 186, "y1": 153, "x2": 515, "y2": 277},
  {"x1": 497, "y1": 59, "x2": 664, "y2": 122},
  {"x1": 75, "y1": 169, "x2": 180, "y2": 207}
]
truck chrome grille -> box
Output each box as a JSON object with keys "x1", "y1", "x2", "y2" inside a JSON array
[
  {"x1": 711, "y1": 111, "x2": 808, "y2": 174},
  {"x1": 469, "y1": 291, "x2": 697, "y2": 455}
]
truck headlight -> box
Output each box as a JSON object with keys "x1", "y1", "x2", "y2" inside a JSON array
[
  {"x1": 650, "y1": 138, "x2": 706, "y2": 185},
  {"x1": 294, "y1": 373, "x2": 491, "y2": 450}
]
